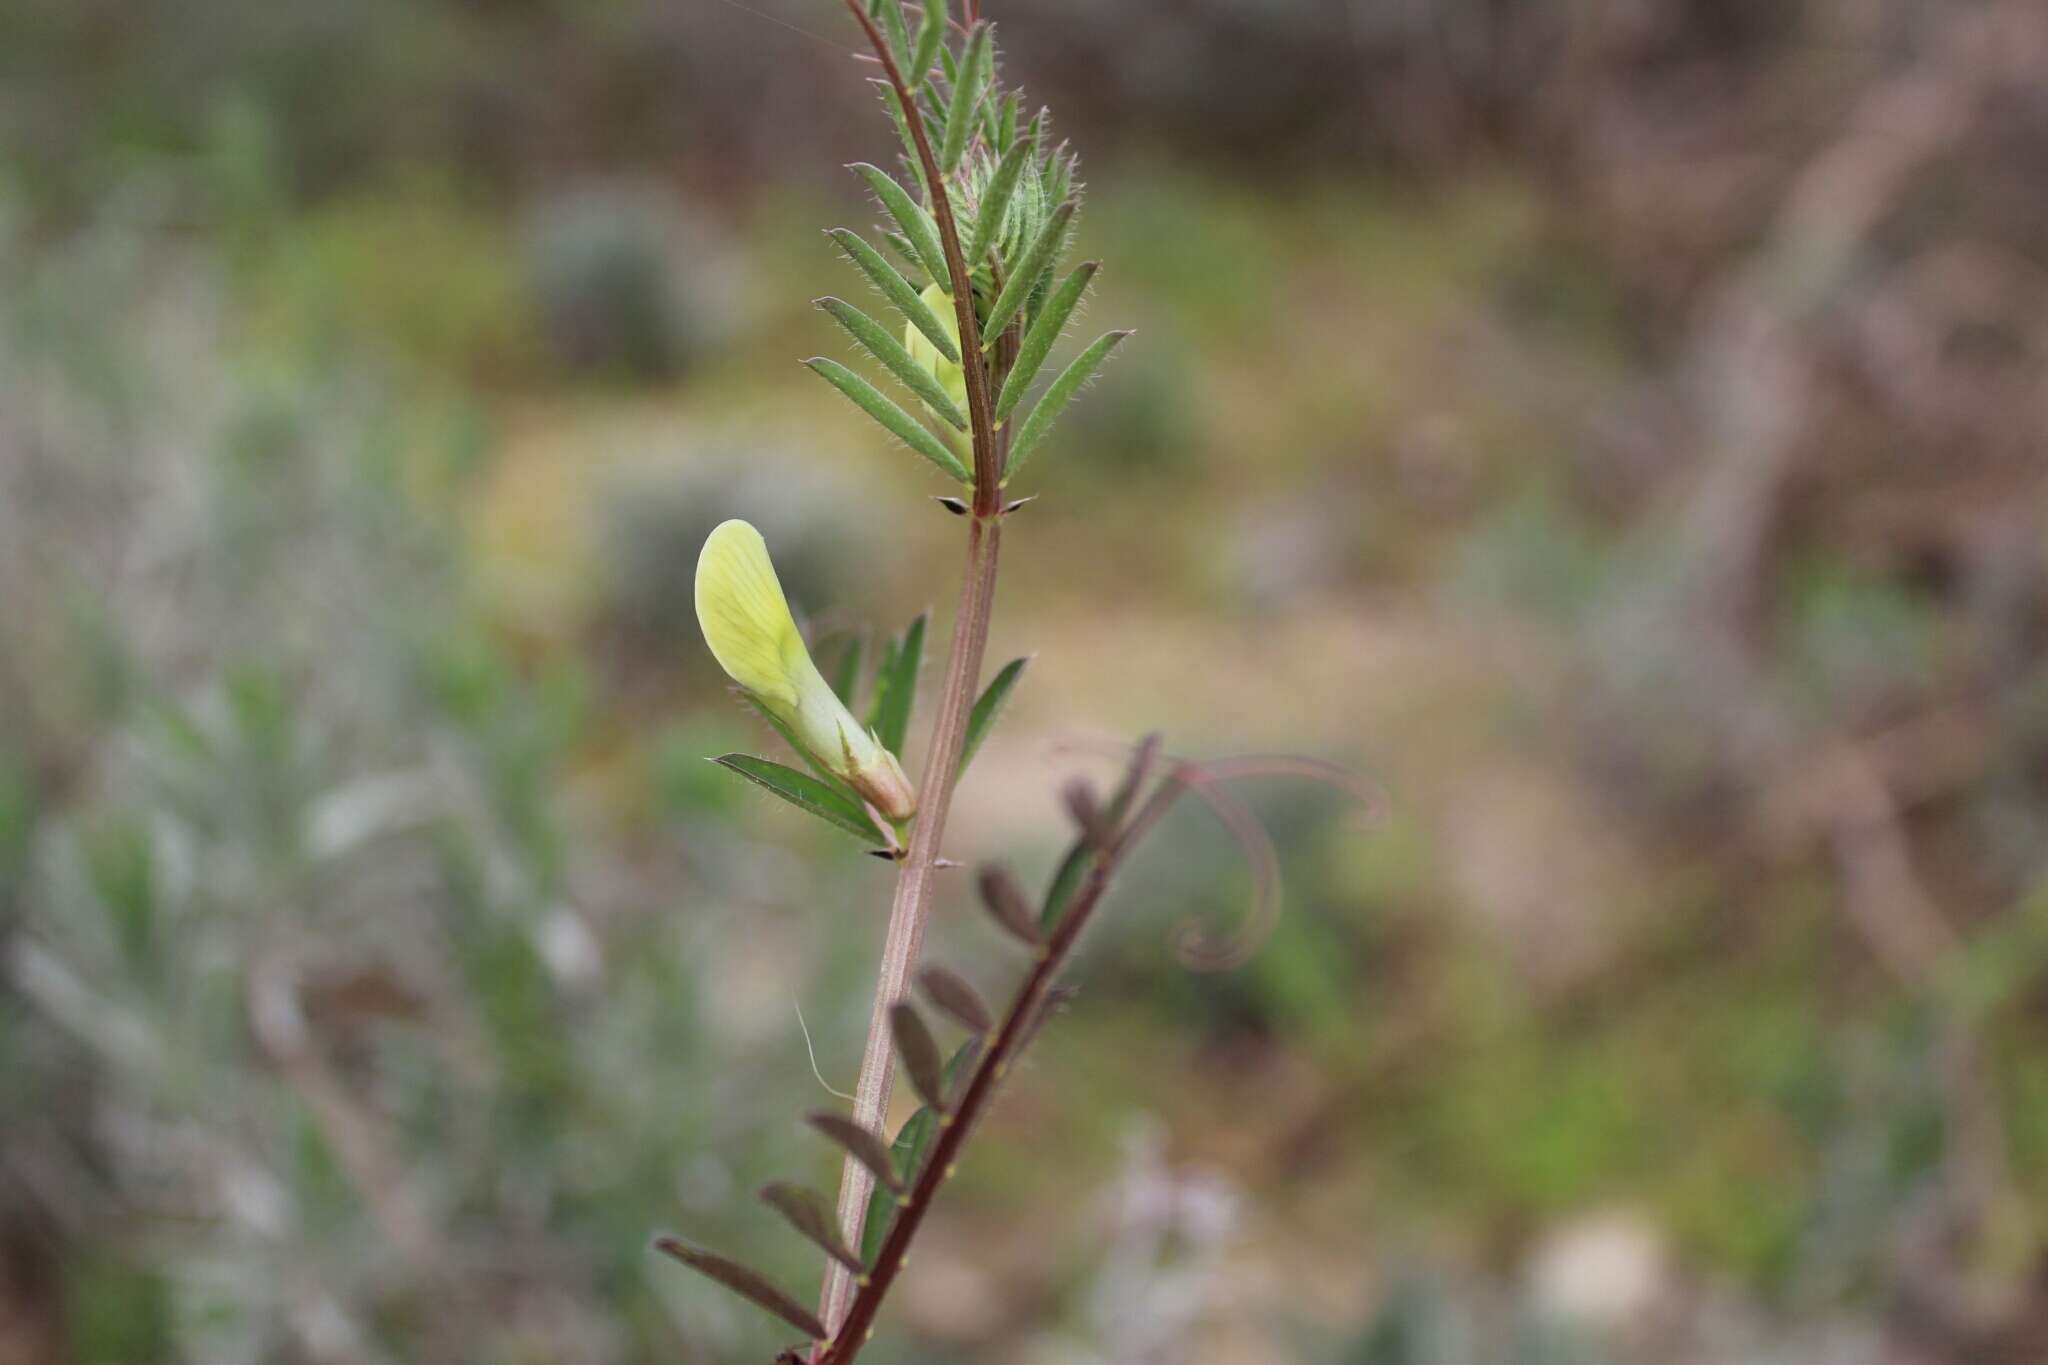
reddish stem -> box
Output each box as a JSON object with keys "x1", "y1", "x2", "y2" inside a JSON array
[{"x1": 818, "y1": 773, "x2": 1184, "y2": 1365}]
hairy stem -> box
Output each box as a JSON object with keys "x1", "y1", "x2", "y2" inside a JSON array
[
  {"x1": 819, "y1": 3, "x2": 1010, "y2": 1343},
  {"x1": 818, "y1": 517, "x2": 1000, "y2": 1338}
]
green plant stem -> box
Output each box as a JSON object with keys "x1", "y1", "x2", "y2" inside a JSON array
[
  {"x1": 820, "y1": 3, "x2": 1009, "y2": 1345},
  {"x1": 819, "y1": 516, "x2": 1001, "y2": 1340}
]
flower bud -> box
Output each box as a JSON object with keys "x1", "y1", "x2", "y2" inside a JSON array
[
  {"x1": 695, "y1": 520, "x2": 917, "y2": 820},
  {"x1": 904, "y1": 282, "x2": 967, "y2": 417}
]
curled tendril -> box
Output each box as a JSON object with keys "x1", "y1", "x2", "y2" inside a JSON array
[
  {"x1": 1183, "y1": 753, "x2": 1390, "y2": 833},
  {"x1": 1157, "y1": 760, "x2": 1280, "y2": 971},
  {"x1": 1049, "y1": 738, "x2": 1387, "y2": 971}
]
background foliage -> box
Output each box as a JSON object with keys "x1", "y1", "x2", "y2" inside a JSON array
[{"x1": 4, "y1": 1, "x2": 2048, "y2": 1362}]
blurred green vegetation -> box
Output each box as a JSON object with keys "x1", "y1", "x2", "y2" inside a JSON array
[{"x1": 5, "y1": 3, "x2": 2048, "y2": 1364}]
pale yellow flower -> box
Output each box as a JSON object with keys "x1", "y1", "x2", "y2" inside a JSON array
[
  {"x1": 695, "y1": 519, "x2": 916, "y2": 820},
  {"x1": 905, "y1": 282, "x2": 968, "y2": 418}
]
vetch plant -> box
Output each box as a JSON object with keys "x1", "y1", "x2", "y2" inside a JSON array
[{"x1": 654, "y1": 3, "x2": 1322, "y2": 1359}]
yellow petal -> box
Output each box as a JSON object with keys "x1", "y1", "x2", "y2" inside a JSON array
[
  {"x1": 694, "y1": 519, "x2": 805, "y2": 708},
  {"x1": 694, "y1": 520, "x2": 919, "y2": 821}
]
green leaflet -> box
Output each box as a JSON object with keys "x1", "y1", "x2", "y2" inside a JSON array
[
  {"x1": 958, "y1": 656, "x2": 1027, "y2": 777},
  {"x1": 1004, "y1": 142, "x2": 1046, "y2": 262},
  {"x1": 711, "y1": 754, "x2": 882, "y2": 844},
  {"x1": 818, "y1": 296, "x2": 968, "y2": 430},
  {"x1": 868, "y1": 632, "x2": 898, "y2": 723},
  {"x1": 991, "y1": 90, "x2": 1017, "y2": 149},
  {"x1": 874, "y1": 0, "x2": 911, "y2": 66},
  {"x1": 879, "y1": 228, "x2": 929, "y2": 283},
  {"x1": 850, "y1": 162, "x2": 948, "y2": 288},
  {"x1": 967, "y1": 128, "x2": 1034, "y2": 265},
  {"x1": 805, "y1": 357, "x2": 971, "y2": 484},
  {"x1": 828, "y1": 634, "x2": 864, "y2": 708},
  {"x1": 919, "y1": 77, "x2": 947, "y2": 130},
  {"x1": 995, "y1": 261, "x2": 1097, "y2": 423},
  {"x1": 866, "y1": 612, "x2": 927, "y2": 754},
  {"x1": 872, "y1": 81, "x2": 930, "y2": 201},
  {"x1": 1024, "y1": 253, "x2": 1057, "y2": 334},
  {"x1": 1039, "y1": 837, "x2": 1091, "y2": 935},
  {"x1": 827, "y1": 228, "x2": 958, "y2": 364},
  {"x1": 940, "y1": 24, "x2": 990, "y2": 173},
  {"x1": 1005, "y1": 330, "x2": 1130, "y2": 484},
  {"x1": 909, "y1": 0, "x2": 946, "y2": 85},
  {"x1": 1046, "y1": 144, "x2": 1074, "y2": 211},
  {"x1": 981, "y1": 199, "x2": 1072, "y2": 343}
]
